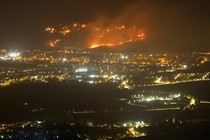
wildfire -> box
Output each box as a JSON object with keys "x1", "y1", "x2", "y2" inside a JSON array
[
  {"x1": 90, "y1": 44, "x2": 116, "y2": 49},
  {"x1": 45, "y1": 23, "x2": 145, "y2": 48},
  {"x1": 89, "y1": 32, "x2": 145, "y2": 49},
  {"x1": 59, "y1": 26, "x2": 71, "y2": 35},
  {"x1": 45, "y1": 27, "x2": 56, "y2": 33},
  {"x1": 90, "y1": 44, "x2": 101, "y2": 49},
  {"x1": 48, "y1": 39, "x2": 61, "y2": 47}
]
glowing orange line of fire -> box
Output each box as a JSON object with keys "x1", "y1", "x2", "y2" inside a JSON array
[{"x1": 89, "y1": 36, "x2": 145, "y2": 49}]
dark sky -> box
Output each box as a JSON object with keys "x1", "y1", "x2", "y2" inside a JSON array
[{"x1": 0, "y1": 0, "x2": 209, "y2": 51}]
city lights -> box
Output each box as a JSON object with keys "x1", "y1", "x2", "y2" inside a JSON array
[
  {"x1": 0, "y1": 0, "x2": 210, "y2": 139},
  {"x1": 0, "y1": 49, "x2": 210, "y2": 88},
  {"x1": 75, "y1": 68, "x2": 88, "y2": 73},
  {"x1": 9, "y1": 52, "x2": 20, "y2": 58}
]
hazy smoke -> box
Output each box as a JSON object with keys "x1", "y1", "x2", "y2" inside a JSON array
[
  {"x1": 46, "y1": 0, "x2": 209, "y2": 51},
  {"x1": 45, "y1": 1, "x2": 147, "y2": 48}
]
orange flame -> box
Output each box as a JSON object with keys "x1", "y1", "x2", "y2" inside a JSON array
[{"x1": 45, "y1": 23, "x2": 145, "y2": 48}]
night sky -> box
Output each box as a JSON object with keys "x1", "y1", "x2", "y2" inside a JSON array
[{"x1": 0, "y1": 0, "x2": 209, "y2": 51}]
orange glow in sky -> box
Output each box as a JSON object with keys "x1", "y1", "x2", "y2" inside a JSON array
[{"x1": 45, "y1": 23, "x2": 145, "y2": 48}]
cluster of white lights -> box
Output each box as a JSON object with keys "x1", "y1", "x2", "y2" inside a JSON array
[
  {"x1": 0, "y1": 52, "x2": 21, "y2": 61},
  {"x1": 89, "y1": 75, "x2": 98, "y2": 78},
  {"x1": 121, "y1": 55, "x2": 129, "y2": 59},
  {"x1": 75, "y1": 68, "x2": 88, "y2": 73},
  {"x1": 122, "y1": 121, "x2": 147, "y2": 128},
  {"x1": 132, "y1": 94, "x2": 181, "y2": 102},
  {"x1": 9, "y1": 52, "x2": 20, "y2": 58}
]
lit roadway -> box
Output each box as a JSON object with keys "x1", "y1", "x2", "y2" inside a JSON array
[{"x1": 138, "y1": 73, "x2": 210, "y2": 87}]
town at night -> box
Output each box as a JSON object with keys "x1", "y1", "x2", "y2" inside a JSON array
[{"x1": 0, "y1": 0, "x2": 210, "y2": 139}]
